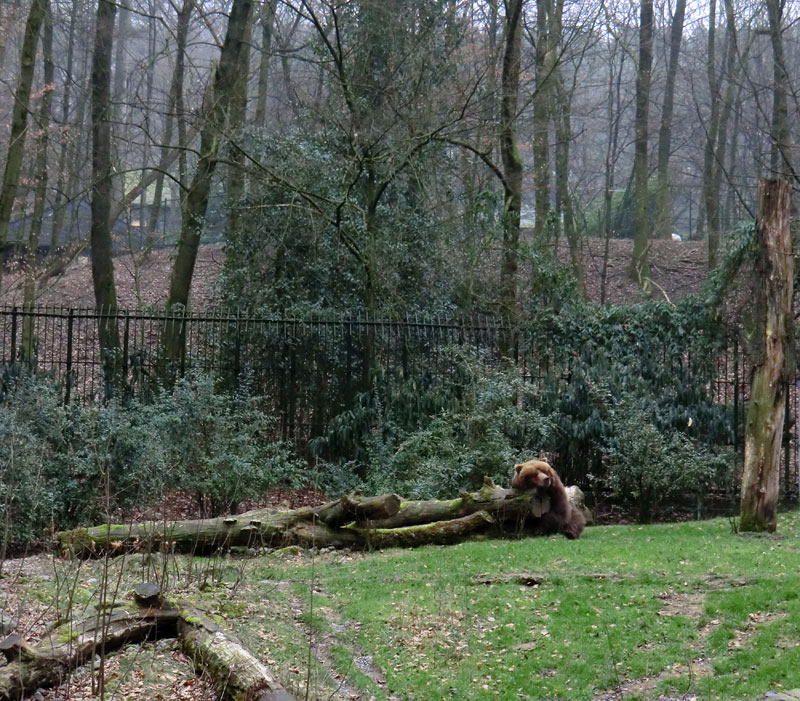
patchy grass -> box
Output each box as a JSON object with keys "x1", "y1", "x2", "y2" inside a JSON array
[{"x1": 2, "y1": 511, "x2": 800, "y2": 700}]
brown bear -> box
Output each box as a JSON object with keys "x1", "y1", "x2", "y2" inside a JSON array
[{"x1": 511, "y1": 459, "x2": 586, "y2": 540}]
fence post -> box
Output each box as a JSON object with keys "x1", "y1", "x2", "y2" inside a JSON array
[
  {"x1": 733, "y1": 335, "x2": 739, "y2": 456},
  {"x1": 10, "y1": 306, "x2": 18, "y2": 363},
  {"x1": 234, "y1": 310, "x2": 241, "y2": 386},
  {"x1": 64, "y1": 309, "x2": 74, "y2": 405},
  {"x1": 179, "y1": 308, "x2": 187, "y2": 377},
  {"x1": 121, "y1": 311, "x2": 130, "y2": 393},
  {"x1": 784, "y1": 385, "x2": 791, "y2": 498}
]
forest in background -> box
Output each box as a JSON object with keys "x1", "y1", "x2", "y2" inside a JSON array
[
  {"x1": 0, "y1": 0, "x2": 798, "y2": 544},
  {"x1": 0, "y1": 0, "x2": 797, "y2": 319}
]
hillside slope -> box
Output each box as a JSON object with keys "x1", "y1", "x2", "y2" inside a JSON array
[{"x1": 0, "y1": 238, "x2": 708, "y2": 310}]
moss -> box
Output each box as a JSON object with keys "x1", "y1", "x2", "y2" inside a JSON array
[
  {"x1": 57, "y1": 528, "x2": 96, "y2": 556},
  {"x1": 55, "y1": 627, "x2": 80, "y2": 644}
]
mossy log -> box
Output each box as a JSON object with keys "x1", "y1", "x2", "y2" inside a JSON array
[
  {"x1": 56, "y1": 479, "x2": 588, "y2": 558},
  {"x1": 178, "y1": 604, "x2": 293, "y2": 701},
  {"x1": 0, "y1": 587, "x2": 293, "y2": 701},
  {"x1": 0, "y1": 598, "x2": 179, "y2": 700}
]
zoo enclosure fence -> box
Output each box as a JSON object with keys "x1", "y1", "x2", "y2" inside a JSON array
[{"x1": 1, "y1": 305, "x2": 798, "y2": 499}]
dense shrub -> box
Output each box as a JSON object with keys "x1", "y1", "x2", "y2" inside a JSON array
[
  {"x1": 605, "y1": 401, "x2": 734, "y2": 522},
  {"x1": 155, "y1": 373, "x2": 305, "y2": 516},
  {"x1": 0, "y1": 371, "x2": 304, "y2": 547},
  {"x1": 311, "y1": 349, "x2": 553, "y2": 498}
]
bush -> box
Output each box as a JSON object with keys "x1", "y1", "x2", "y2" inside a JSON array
[
  {"x1": 605, "y1": 402, "x2": 734, "y2": 523},
  {"x1": 0, "y1": 371, "x2": 305, "y2": 547},
  {"x1": 154, "y1": 373, "x2": 305, "y2": 516},
  {"x1": 313, "y1": 349, "x2": 553, "y2": 499},
  {"x1": 0, "y1": 375, "x2": 101, "y2": 547}
]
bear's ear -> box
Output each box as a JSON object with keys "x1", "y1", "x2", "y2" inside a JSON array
[{"x1": 514, "y1": 464, "x2": 523, "y2": 473}]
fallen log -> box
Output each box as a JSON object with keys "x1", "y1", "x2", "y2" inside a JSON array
[
  {"x1": 56, "y1": 479, "x2": 588, "y2": 558},
  {"x1": 0, "y1": 585, "x2": 293, "y2": 701},
  {"x1": 178, "y1": 604, "x2": 293, "y2": 701},
  {"x1": 0, "y1": 599, "x2": 179, "y2": 700}
]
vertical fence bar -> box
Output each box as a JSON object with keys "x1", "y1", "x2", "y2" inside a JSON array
[
  {"x1": 121, "y1": 311, "x2": 130, "y2": 390},
  {"x1": 733, "y1": 336, "x2": 740, "y2": 457},
  {"x1": 10, "y1": 306, "x2": 18, "y2": 363},
  {"x1": 784, "y1": 385, "x2": 791, "y2": 498},
  {"x1": 64, "y1": 309, "x2": 74, "y2": 405}
]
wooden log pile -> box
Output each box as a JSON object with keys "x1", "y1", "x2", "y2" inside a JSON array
[{"x1": 55, "y1": 478, "x2": 589, "y2": 558}]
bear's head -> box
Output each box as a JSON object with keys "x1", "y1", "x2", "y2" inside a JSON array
[{"x1": 511, "y1": 459, "x2": 554, "y2": 491}]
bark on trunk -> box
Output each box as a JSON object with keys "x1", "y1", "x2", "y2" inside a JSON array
[
  {"x1": 226, "y1": 5, "x2": 254, "y2": 237},
  {"x1": 630, "y1": 0, "x2": 653, "y2": 286},
  {"x1": 499, "y1": 0, "x2": 523, "y2": 331},
  {"x1": 0, "y1": 0, "x2": 48, "y2": 291},
  {"x1": 178, "y1": 604, "x2": 293, "y2": 701},
  {"x1": 654, "y1": 0, "x2": 686, "y2": 240},
  {"x1": 766, "y1": 0, "x2": 792, "y2": 181},
  {"x1": 54, "y1": 480, "x2": 589, "y2": 558},
  {"x1": 48, "y1": 0, "x2": 79, "y2": 253},
  {"x1": 21, "y1": 0, "x2": 54, "y2": 365},
  {"x1": 163, "y1": 0, "x2": 253, "y2": 364},
  {"x1": 532, "y1": 0, "x2": 552, "y2": 245},
  {"x1": 0, "y1": 601, "x2": 180, "y2": 700},
  {"x1": 90, "y1": 0, "x2": 121, "y2": 396},
  {"x1": 145, "y1": 0, "x2": 193, "y2": 252},
  {"x1": 254, "y1": 0, "x2": 278, "y2": 126},
  {"x1": 739, "y1": 179, "x2": 794, "y2": 532}
]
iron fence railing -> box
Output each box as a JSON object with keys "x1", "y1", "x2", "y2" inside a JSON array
[{"x1": 1, "y1": 305, "x2": 798, "y2": 499}]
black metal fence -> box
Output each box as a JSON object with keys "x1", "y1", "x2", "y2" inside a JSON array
[{"x1": 1, "y1": 305, "x2": 798, "y2": 498}]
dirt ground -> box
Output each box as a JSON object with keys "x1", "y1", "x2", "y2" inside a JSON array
[{"x1": 0, "y1": 237, "x2": 708, "y2": 310}]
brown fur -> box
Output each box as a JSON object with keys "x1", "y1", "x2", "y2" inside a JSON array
[{"x1": 511, "y1": 460, "x2": 586, "y2": 540}]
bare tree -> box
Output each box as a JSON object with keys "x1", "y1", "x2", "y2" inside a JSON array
[
  {"x1": 254, "y1": 0, "x2": 278, "y2": 126},
  {"x1": 498, "y1": 0, "x2": 524, "y2": 326},
  {"x1": 630, "y1": 0, "x2": 653, "y2": 286},
  {"x1": 0, "y1": 0, "x2": 48, "y2": 290},
  {"x1": 164, "y1": 0, "x2": 254, "y2": 360},
  {"x1": 90, "y1": 0, "x2": 121, "y2": 394},
  {"x1": 765, "y1": 0, "x2": 792, "y2": 182},
  {"x1": 740, "y1": 178, "x2": 793, "y2": 533},
  {"x1": 145, "y1": 0, "x2": 194, "y2": 251},
  {"x1": 654, "y1": 0, "x2": 687, "y2": 240},
  {"x1": 21, "y1": 0, "x2": 54, "y2": 363}
]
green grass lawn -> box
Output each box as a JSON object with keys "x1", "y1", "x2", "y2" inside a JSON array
[
  {"x1": 5, "y1": 511, "x2": 800, "y2": 700},
  {"x1": 247, "y1": 510, "x2": 800, "y2": 700}
]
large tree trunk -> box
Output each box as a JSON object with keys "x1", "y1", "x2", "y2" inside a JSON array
[
  {"x1": 145, "y1": 0, "x2": 193, "y2": 252},
  {"x1": 90, "y1": 0, "x2": 121, "y2": 397},
  {"x1": 630, "y1": 0, "x2": 653, "y2": 286},
  {"x1": 739, "y1": 179, "x2": 794, "y2": 533},
  {"x1": 766, "y1": 0, "x2": 792, "y2": 182},
  {"x1": 163, "y1": 0, "x2": 254, "y2": 364},
  {"x1": 177, "y1": 604, "x2": 293, "y2": 701},
  {"x1": 0, "y1": 0, "x2": 48, "y2": 291},
  {"x1": 654, "y1": 0, "x2": 686, "y2": 240},
  {"x1": 21, "y1": 0, "x2": 54, "y2": 365},
  {"x1": 498, "y1": 0, "x2": 523, "y2": 331},
  {"x1": 226, "y1": 4, "x2": 254, "y2": 237},
  {"x1": 55, "y1": 479, "x2": 590, "y2": 558},
  {"x1": 254, "y1": 0, "x2": 278, "y2": 126}
]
